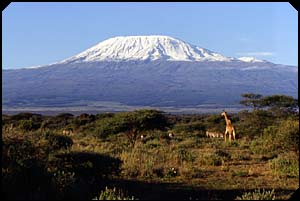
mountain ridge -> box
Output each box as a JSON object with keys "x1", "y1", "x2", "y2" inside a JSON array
[
  {"x1": 2, "y1": 35, "x2": 297, "y2": 111},
  {"x1": 56, "y1": 35, "x2": 235, "y2": 64}
]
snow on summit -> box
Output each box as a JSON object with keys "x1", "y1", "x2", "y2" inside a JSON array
[
  {"x1": 238, "y1": 57, "x2": 264, "y2": 63},
  {"x1": 58, "y1": 35, "x2": 235, "y2": 63}
]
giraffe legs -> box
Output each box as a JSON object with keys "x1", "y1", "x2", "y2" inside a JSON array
[
  {"x1": 232, "y1": 128, "x2": 236, "y2": 140},
  {"x1": 225, "y1": 130, "x2": 235, "y2": 142},
  {"x1": 229, "y1": 132, "x2": 232, "y2": 142}
]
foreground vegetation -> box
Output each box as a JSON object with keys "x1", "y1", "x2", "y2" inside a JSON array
[{"x1": 2, "y1": 95, "x2": 299, "y2": 200}]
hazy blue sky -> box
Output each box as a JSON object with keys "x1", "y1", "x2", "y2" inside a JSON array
[{"x1": 3, "y1": 2, "x2": 298, "y2": 69}]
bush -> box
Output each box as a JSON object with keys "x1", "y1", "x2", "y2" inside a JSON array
[
  {"x1": 94, "y1": 110, "x2": 170, "y2": 148},
  {"x1": 176, "y1": 148, "x2": 196, "y2": 163},
  {"x1": 45, "y1": 133, "x2": 73, "y2": 150},
  {"x1": 2, "y1": 136, "x2": 55, "y2": 200},
  {"x1": 235, "y1": 189, "x2": 276, "y2": 200},
  {"x1": 47, "y1": 151, "x2": 123, "y2": 199},
  {"x1": 196, "y1": 151, "x2": 222, "y2": 166},
  {"x1": 203, "y1": 114, "x2": 224, "y2": 133},
  {"x1": 93, "y1": 186, "x2": 137, "y2": 200},
  {"x1": 231, "y1": 170, "x2": 248, "y2": 177},
  {"x1": 236, "y1": 110, "x2": 274, "y2": 139},
  {"x1": 48, "y1": 151, "x2": 122, "y2": 178},
  {"x1": 249, "y1": 118, "x2": 299, "y2": 154},
  {"x1": 269, "y1": 152, "x2": 299, "y2": 178},
  {"x1": 120, "y1": 148, "x2": 154, "y2": 178},
  {"x1": 18, "y1": 119, "x2": 41, "y2": 131},
  {"x1": 172, "y1": 122, "x2": 205, "y2": 134}
]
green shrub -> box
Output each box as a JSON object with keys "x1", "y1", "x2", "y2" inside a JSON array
[
  {"x1": 235, "y1": 189, "x2": 276, "y2": 200},
  {"x1": 176, "y1": 148, "x2": 196, "y2": 163},
  {"x1": 45, "y1": 134, "x2": 73, "y2": 150},
  {"x1": 179, "y1": 165, "x2": 207, "y2": 179},
  {"x1": 250, "y1": 118, "x2": 299, "y2": 154},
  {"x1": 231, "y1": 170, "x2": 248, "y2": 177},
  {"x1": 203, "y1": 114, "x2": 224, "y2": 133},
  {"x1": 48, "y1": 151, "x2": 122, "y2": 178},
  {"x1": 144, "y1": 138, "x2": 161, "y2": 149},
  {"x1": 215, "y1": 149, "x2": 231, "y2": 160},
  {"x1": 18, "y1": 119, "x2": 41, "y2": 131},
  {"x1": 196, "y1": 151, "x2": 222, "y2": 166},
  {"x1": 94, "y1": 109, "x2": 169, "y2": 139},
  {"x1": 276, "y1": 118, "x2": 299, "y2": 151},
  {"x1": 269, "y1": 152, "x2": 299, "y2": 178},
  {"x1": 172, "y1": 122, "x2": 205, "y2": 134},
  {"x1": 2, "y1": 136, "x2": 55, "y2": 200},
  {"x1": 93, "y1": 186, "x2": 137, "y2": 200},
  {"x1": 236, "y1": 110, "x2": 274, "y2": 139}
]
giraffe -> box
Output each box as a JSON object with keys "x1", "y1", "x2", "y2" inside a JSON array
[{"x1": 221, "y1": 111, "x2": 236, "y2": 142}]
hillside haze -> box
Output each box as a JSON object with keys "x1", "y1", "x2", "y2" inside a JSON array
[{"x1": 2, "y1": 35, "x2": 298, "y2": 112}]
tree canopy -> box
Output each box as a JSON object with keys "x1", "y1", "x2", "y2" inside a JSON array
[{"x1": 240, "y1": 93, "x2": 298, "y2": 114}]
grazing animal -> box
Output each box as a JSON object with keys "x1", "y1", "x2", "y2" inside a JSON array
[
  {"x1": 221, "y1": 111, "x2": 236, "y2": 142},
  {"x1": 140, "y1": 134, "x2": 147, "y2": 143},
  {"x1": 62, "y1": 128, "x2": 73, "y2": 136},
  {"x1": 168, "y1": 132, "x2": 175, "y2": 138},
  {"x1": 206, "y1": 131, "x2": 224, "y2": 138}
]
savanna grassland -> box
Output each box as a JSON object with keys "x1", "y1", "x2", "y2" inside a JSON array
[{"x1": 2, "y1": 95, "x2": 299, "y2": 200}]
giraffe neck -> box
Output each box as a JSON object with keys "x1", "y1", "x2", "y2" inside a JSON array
[{"x1": 223, "y1": 113, "x2": 230, "y2": 125}]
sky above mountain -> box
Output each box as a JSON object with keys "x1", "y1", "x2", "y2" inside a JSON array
[{"x1": 3, "y1": 2, "x2": 298, "y2": 69}]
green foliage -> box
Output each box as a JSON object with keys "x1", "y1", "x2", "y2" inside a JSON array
[
  {"x1": 260, "y1": 95, "x2": 298, "y2": 113},
  {"x1": 235, "y1": 189, "x2": 276, "y2": 200},
  {"x1": 96, "y1": 116, "x2": 128, "y2": 138},
  {"x1": 95, "y1": 112, "x2": 115, "y2": 120},
  {"x1": 47, "y1": 151, "x2": 123, "y2": 199},
  {"x1": 18, "y1": 119, "x2": 41, "y2": 131},
  {"x1": 203, "y1": 114, "x2": 224, "y2": 133},
  {"x1": 240, "y1": 93, "x2": 263, "y2": 109},
  {"x1": 249, "y1": 118, "x2": 299, "y2": 154},
  {"x1": 45, "y1": 133, "x2": 73, "y2": 150},
  {"x1": 269, "y1": 152, "x2": 299, "y2": 178},
  {"x1": 72, "y1": 113, "x2": 96, "y2": 129},
  {"x1": 240, "y1": 94, "x2": 298, "y2": 115},
  {"x1": 274, "y1": 118, "x2": 299, "y2": 151},
  {"x1": 93, "y1": 186, "x2": 137, "y2": 200},
  {"x1": 173, "y1": 122, "x2": 205, "y2": 133},
  {"x1": 236, "y1": 110, "x2": 274, "y2": 139},
  {"x1": 197, "y1": 151, "x2": 223, "y2": 166},
  {"x1": 2, "y1": 136, "x2": 54, "y2": 200},
  {"x1": 231, "y1": 170, "x2": 248, "y2": 177},
  {"x1": 2, "y1": 106, "x2": 298, "y2": 200},
  {"x1": 176, "y1": 148, "x2": 196, "y2": 163},
  {"x1": 10, "y1": 112, "x2": 43, "y2": 121},
  {"x1": 94, "y1": 109, "x2": 170, "y2": 147}
]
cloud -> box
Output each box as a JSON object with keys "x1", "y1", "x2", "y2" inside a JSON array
[{"x1": 236, "y1": 52, "x2": 274, "y2": 57}]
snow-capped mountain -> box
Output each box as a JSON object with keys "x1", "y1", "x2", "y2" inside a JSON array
[
  {"x1": 3, "y1": 35, "x2": 298, "y2": 111},
  {"x1": 237, "y1": 57, "x2": 265, "y2": 63},
  {"x1": 58, "y1": 35, "x2": 235, "y2": 64}
]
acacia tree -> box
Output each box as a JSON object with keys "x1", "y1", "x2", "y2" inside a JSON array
[
  {"x1": 240, "y1": 93, "x2": 298, "y2": 114},
  {"x1": 260, "y1": 95, "x2": 298, "y2": 115},
  {"x1": 240, "y1": 93, "x2": 263, "y2": 110},
  {"x1": 96, "y1": 109, "x2": 170, "y2": 147},
  {"x1": 119, "y1": 109, "x2": 170, "y2": 147}
]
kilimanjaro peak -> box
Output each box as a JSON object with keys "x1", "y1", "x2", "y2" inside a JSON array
[{"x1": 58, "y1": 35, "x2": 239, "y2": 64}]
